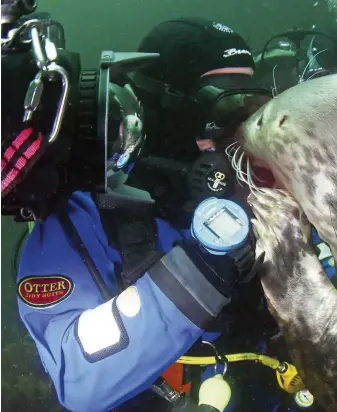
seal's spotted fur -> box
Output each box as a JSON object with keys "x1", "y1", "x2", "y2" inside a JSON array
[
  {"x1": 242, "y1": 75, "x2": 337, "y2": 411},
  {"x1": 249, "y1": 189, "x2": 337, "y2": 411}
]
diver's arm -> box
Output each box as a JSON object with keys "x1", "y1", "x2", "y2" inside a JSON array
[{"x1": 17, "y1": 193, "x2": 227, "y2": 412}]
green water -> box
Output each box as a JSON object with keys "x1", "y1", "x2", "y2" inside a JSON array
[{"x1": 1, "y1": 0, "x2": 336, "y2": 410}]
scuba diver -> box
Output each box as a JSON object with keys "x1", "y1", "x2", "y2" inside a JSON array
[
  {"x1": 126, "y1": 17, "x2": 272, "y2": 228},
  {"x1": 132, "y1": 17, "x2": 256, "y2": 158},
  {"x1": 1, "y1": 9, "x2": 271, "y2": 412}
]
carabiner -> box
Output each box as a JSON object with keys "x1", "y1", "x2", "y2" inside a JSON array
[
  {"x1": 46, "y1": 62, "x2": 70, "y2": 143},
  {"x1": 202, "y1": 340, "x2": 228, "y2": 376},
  {"x1": 22, "y1": 62, "x2": 70, "y2": 144},
  {"x1": 22, "y1": 21, "x2": 70, "y2": 144}
]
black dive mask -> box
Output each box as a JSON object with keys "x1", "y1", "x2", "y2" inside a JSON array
[{"x1": 133, "y1": 70, "x2": 272, "y2": 124}]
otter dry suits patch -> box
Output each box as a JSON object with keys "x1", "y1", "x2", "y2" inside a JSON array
[{"x1": 17, "y1": 275, "x2": 74, "y2": 307}]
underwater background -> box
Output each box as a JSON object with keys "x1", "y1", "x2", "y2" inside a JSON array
[{"x1": 1, "y1": 0, "x2": 336, "y2": 410}]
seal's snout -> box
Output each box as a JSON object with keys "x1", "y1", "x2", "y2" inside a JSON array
[{"x1": 233, "y1": 120, "x2": 277, "y2": 189}]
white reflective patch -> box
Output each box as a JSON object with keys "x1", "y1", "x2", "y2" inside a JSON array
[
  {"x1": 316, "y1": 242, "x2": 332, "y2": 261},
  {"x1": 77, "y1": 299, "x2": 121, "y2": 355},
  {"x1": 117, "y1": 286, "x2": 141, "y2": 317}
]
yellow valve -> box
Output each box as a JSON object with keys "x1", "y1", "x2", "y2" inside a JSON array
[{"x1": 276, "y1": 362, "x2": 305, "y2": 393}]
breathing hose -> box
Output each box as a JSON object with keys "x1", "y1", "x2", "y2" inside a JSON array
[
  {"x1": 178, "y1": 352, "x2": 278, "y2": 368},
  {"x1": 177, "y1": 353, "x2": 305, "y2": 394}
]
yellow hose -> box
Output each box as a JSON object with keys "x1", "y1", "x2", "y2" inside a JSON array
[
  {"x1": 177, "y1": 353, "x2": 305, "y2": 393},
  {"x1": 177, "y1": 352, "x2": 280, "y2": 370}
]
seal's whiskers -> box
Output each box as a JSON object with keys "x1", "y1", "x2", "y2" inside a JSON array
[
  {"x1": 272, "y1": 65, "x2": 278, "y2": 97},
  {"x1": 225, "y1": 141, "x2": 240, "y2": 159},
  {"x1": 235, "y1": 152, "x2": 246, "y2": 187},
  {"x1": 299, "y1": 48, "x2": 328, "y2": 82},
  {"x1": 246, "y1": 158, "x2": 264, "y2": 194},
  {"x1": 226, "y1": 142, "x2": 264, "y2": 193},
  {"x1": 231, "y1": 146, "x2": 249, "y2": 187},
  {"x1": 231, "y1": 146, "x2": 242, "y2": 172},
  {"x1": 305, "y1": 69, "x2": 331, "y2": 82},
  {"x1": 227, "y1": 145, "x2": 240, "y2": 159},
  {"x1": 237, "y1": 152, "x2": 247, "y2": 181}
]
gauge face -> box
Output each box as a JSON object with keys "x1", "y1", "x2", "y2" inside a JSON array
[
  {"x1": 204, "y1": 206, "x2": 243, "y2": 241},
  {"x1": 295, "y1": 389, "x2": 314, "y2": 408},
  {"x1": 192, "y1": 198, "x2": 249, "y2": 255}
]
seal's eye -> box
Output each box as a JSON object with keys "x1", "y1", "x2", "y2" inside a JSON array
[{"x1": 257, "y1": 115, "x2": 263, "y2": 128}]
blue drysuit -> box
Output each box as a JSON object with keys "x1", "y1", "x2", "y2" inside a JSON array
[
  {"x1": 17, "y1": 191, "x2": 336, "y2": 412},
  {"x1": 17, "y1": 191, "x2": 227, "y2": 412}
]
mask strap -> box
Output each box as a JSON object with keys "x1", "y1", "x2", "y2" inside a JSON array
[{"x1": 133, "y1": 71, "x2": 200, "y2": 113}]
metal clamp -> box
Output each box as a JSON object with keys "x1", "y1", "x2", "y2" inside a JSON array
[{"x1": 202, "y1": 341, "x2": 228, "y2": 376}]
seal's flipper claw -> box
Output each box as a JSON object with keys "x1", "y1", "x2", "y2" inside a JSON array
[
  {"x1": 241, "y1": 252, "x2": 265, "y2": 283},
  {"x1": 251, "y1": 218, "x2": 275, "y2": 259}
]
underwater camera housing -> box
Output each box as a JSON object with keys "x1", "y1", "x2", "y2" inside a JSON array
[{"x1": 1, "y1": 1, "x2": 158, "y2": 221}]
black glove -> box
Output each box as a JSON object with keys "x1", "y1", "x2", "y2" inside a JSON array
[
  {"x1": 175, "y1": 238, "x2": 258, "y2": 299},
  {"x1": 147, "y1": 227, "x2": 263, "y2": 331},
  {"x1": 175, "y1": 239, "x2": 237, "y2": 299}
]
